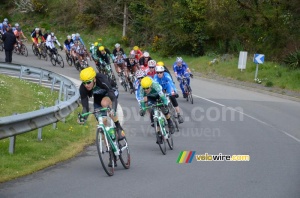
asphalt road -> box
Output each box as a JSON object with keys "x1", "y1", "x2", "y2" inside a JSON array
[{"x1": 0, "y1": 46, "x2": 300, "y2": 198}]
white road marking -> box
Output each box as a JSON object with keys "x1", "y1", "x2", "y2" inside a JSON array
[{"x1": 192, "y1": 94, "x2": 300, "y2": 143}]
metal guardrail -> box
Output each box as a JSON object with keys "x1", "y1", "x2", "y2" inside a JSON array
[{"x1": 0, "y1": 63, "x2": 80, "y2": 144}]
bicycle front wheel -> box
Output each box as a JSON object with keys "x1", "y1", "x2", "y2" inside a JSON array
[
  {"x1": 50, "y1": 55, "x2": 56, "y2": 66},
  {"x1": 57, "y1": 54, "x2": 64, "y2": 68},
  {"x1": 155, "y1": 122, "x2": 166, "y2": 155},
  {"x1": 187, "y1": 85, "x2": 193, "y2": 104},
  {"x1": 166, "y1": 130, "x2": 174, "y2": 150},
  {"x1": 119, "y1": 137, "x2": 130, "y2": 169},
  {"x1": 96, "y1": 129, "x2": 114, "y2": 176}
]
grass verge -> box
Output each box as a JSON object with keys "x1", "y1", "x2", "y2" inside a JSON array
[{"x1": 0, "y1": 74, "x2": 97, "y2": 182}]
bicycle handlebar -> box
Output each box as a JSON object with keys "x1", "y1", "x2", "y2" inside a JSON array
[
  {"x1": 80, "y1": 107, "x2": 111, "y2": 117},
  {"x1": 143, "y1": 103, "x2": 164, "y2": 110}
]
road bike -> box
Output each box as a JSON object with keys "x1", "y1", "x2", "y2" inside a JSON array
[
  {"x1": 119, "y1": 67, "x2": 130, "y2": 92},
  {"x1": 79, "y1": 107, "x2": 130, "y2": 176},
  {"x1": 13, "y1": 39, "x2": 28, "y2": 57},
  {"x1": 37, "y1": 42, "x2": 48, "y2": 61},
  {"x1": 50, "y1": 48, "x2": 64, "y2": 68},
  {"x1": 143, "y1": 102, "x2": 173, "y2": 155},
  {"x1": 165, "y1": 93, "x2": 180, "y2": 132},
  {"x1": 181, "y1": 75, "x2": 193, "y2": 104},
  {"x1": 65, "y1": 50, "x2": 73, "y2": 66},
  {"x1": 100, "y1": 61, "x2": 117, "y2": 85}
]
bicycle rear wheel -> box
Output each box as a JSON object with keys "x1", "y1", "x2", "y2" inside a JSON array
[
  {"x1": 155, "y1": 122, "x2": 166, "y2": 155},
  {"x1": 187, "y1": 85, "x2": 193, "y2": 104},
  {"x1": 166, "y1": 131, "x2": 174, "y2": 150},
  {"x1": 66, "y1": 54, "x2": 72, "y2": 66},
  {"x1": 96, "y1": 129, "x2": 114, "y2": 176},
  {"x1": 168, "y1": 103, "x2": 179, "y2": 132},
  {"x1": 21, "y1": 44, "x2": 28, "y2": 57},
  {"x1": 50, "y1": 55, "x2": 56, "y2": 66},
  {"x1": 57, "y1": 54, "x2": 64, "y2": 68},
  {"x1": 32, "y1": 43, "x2": 38, "y2": 56},
  {"x1": 119, "y1": 137, "x2": 130, "y2": 169}
]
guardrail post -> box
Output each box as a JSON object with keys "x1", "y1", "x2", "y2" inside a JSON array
[
  {"x1": 51, "y1": 77, "x2": 56, "y2": 93},
  {"x1": 39, "y1": 71, "x2": 43, "y2": 85},
  {"x1": 9, "y1": 136, "x2": 16, "y2": 154},
  {"x1": 58, "y1": 81, "x2": 64, "y2": 101},
  {"x1": 9, "y1": 113, "x2": 17, "y2": 154},
  {"x1": 53, "y1": 100, "x2": 59, "y2": 129},
  {"x1": 38, "y1": 106, "x2": 44, "y2": 141},
  {"x1": 19, "y1": 66, "x2": 24, "y2": 79}
]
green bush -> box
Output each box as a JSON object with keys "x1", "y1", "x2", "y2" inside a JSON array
[
  {"x1": 283, "y1": 50, "x2": 300, "y2": 70},
  {"x1": 265, "y1": 81, "x2": 274, "y2": 87}
]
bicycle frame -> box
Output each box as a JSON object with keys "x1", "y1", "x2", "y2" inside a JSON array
[{"x1": 145, "y1": 103, "x2": 169, "y2": 140}]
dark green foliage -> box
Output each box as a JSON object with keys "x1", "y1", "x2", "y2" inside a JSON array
[{"x1": 283, "y1": 50, "x2": 300, "y2": 70}]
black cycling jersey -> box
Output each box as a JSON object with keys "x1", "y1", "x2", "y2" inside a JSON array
[
  {"x1": 112, "y1": 48, "x2": 125, "y2": 57},
  {"x1": 96, "y1": 48, "x2": 111, "y2": 64},
  {"x1": 125, "y1": 58, "x2": 138, "y2": 67},
  {"x1": 139, "y1": 56, "x2": 152, "y2": 66},
  {"x1": 80, "y1": 73, "x2": 118, "y2": 113}
]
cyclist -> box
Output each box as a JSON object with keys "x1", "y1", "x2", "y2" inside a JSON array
[
  {"x1": 0, "y1": 22, "x2": 8, "y2": 35},
  {"x1": 96, "y1": 45, "x2": 114, "y2": 67},
  {"x1": 134, "y1": 69, "x2": 147, "y2": 104},
  {"x1": 64, "y1": 35, "x2": 74, "y2": 55},
  {"x1": 31, "y1": 27, "x2": 45, "y2": 49},
  {"x1": 13, "y1": 23, "x2": 27, "y2": 42},
  {"x1": 72, "y1": 33, "x2": 84, "y2": 46},
  {"x1": 146, "y1": 60, "x2": 156, "y2": 78},
  {"x1": 139, "y1": 51, "x2": 152, "y2": 71},
  {"x1": 46, "y1": 32, "x2": 63, "y2": 55},
  {"x1": 153, "y1": 66, "x2": 184, "y2": 123},
  {"x1": 139, "y1": 76, "x2": 175, "y2": 135},
  {"x1": 90, "y1": 42, "x2": 101, "y2": 69},
  {"x1": 112, "y1": 43, "x2": 126, "y2": 75},
  {"x1": 130, "y1": 45, "x2": 143, "y2": 62},
  {"x1": 155, "y1": 61, "x2": 174, "y2": 81},
  {"x1": 76, "y1": 44, "x2": 91, "y2": 64},
  {"x1": 43, "y1": 30, "x2": 51, "y2": 41},
  {"x1": 124, "y1": 54, "x2": 139, "y2": 89},
  {"x1": 78, "y1": 67, "x2": 125, "y2": 143},
  {"x1": 71, "y1": 41, "x2": 80, "y2": 63},
  {"x1": 173, "y1": 57, "x2": 193, "y2": 98}
]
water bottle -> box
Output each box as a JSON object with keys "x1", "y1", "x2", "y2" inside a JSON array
[
  {"x1": 108, "y1": 128, "x2": 116, "y2": 140},
  {"x1": 113, "y1": 141, "x2": 119, "y2": 156}
]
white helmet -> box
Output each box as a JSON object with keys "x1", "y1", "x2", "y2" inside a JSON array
[
  {"x1": 15, "y1": 23, "x2": 19, "y2": 27},
  {"x1": 155, "y1": 66, "x2": 165, "y2": 72},
  {"x1": 176, "y1": 57, "x2": 183, "y2": 63},
  {"x1": 50, "y1": 32, "x2": 55, "y2": 37},
  {"x1": 35, "y1": 27, "x2": 40, "y2": 31},
  {"x1": 115, "y1": 43, "x2": 120, "y2": 48},
  {"x1": 71, "y1": 33, "x2": 75, "y2": 38},
  {"x1": 4, "y1": 18, "x2": 8, "y2": 22},
  {"x1": 75, "y1": 33, "x2": 80, "y2": 37},
  {"x1": 148, "y1": 60, "x2": 156, "y2": 67},
  {"x1": 143, "y1": 51, "x2": 150, "y2": 57},
  {"x1": 135, "y1": 70, "x2": 146, "y2": 78},
  {"x1": 67, "y1": 35, "x2": 71, "y2": 39}
]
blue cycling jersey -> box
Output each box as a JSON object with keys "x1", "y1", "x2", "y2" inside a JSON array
[
  {"x1": 173, "y1": 62, "x2": 188, "y2": 76},
  {"x1": 153, "y1": 72, "x2": 177, "y2": 94}
]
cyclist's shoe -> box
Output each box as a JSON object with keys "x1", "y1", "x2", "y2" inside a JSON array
[
  {"x1": 108, "y1": 161, "x2": 117, "y2": 167},
  {"x1": 156, "y1": 133, "x2": 163, "y2": 144},
  {"x1": 178, "y1": 114, "x2": 184, "y2": 124},
  {"x1": 168, "y1": 121, "x2": 175, "y2": 134},
  {"x1": 116, "y1": 127, "x2": 125, "y2": 141},
  {"x1": 151, "y1": 122, "x2": 154, "y2": 127},
  {"x1": 183, "y1": 93, "x2": 187, "y2": 98}
]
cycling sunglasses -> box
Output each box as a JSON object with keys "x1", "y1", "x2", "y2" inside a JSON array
[
  {"x1": 82, "y1": 80, "x2": 93, "y2": 85},
  {"x1": 143, "y1": 87, "x2": 151, "y2": 90}
]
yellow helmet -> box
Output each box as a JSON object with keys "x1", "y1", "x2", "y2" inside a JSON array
[
  {"x1": 133, "y1": 46, "x2": 139, "y2": 50},
  {"x1": 94, "y1": 42, "x2": 98, "y2": 46},
  {"x1": 157, "y1": 61, "x2": 164, "y2": 66},
  {"x1": 99, "y1": 46, "x2": 105, "y2": 51},
  {"x1": 80, "y1": 67, "x2": 96, "y2": 81},
  {"x1": 141, "y1": 76, "x2": 153, "y2": 89}
]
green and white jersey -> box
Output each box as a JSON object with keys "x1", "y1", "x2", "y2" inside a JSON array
[{"x1": 139, "y1": 81, "x2": 167, "y2": 107}]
